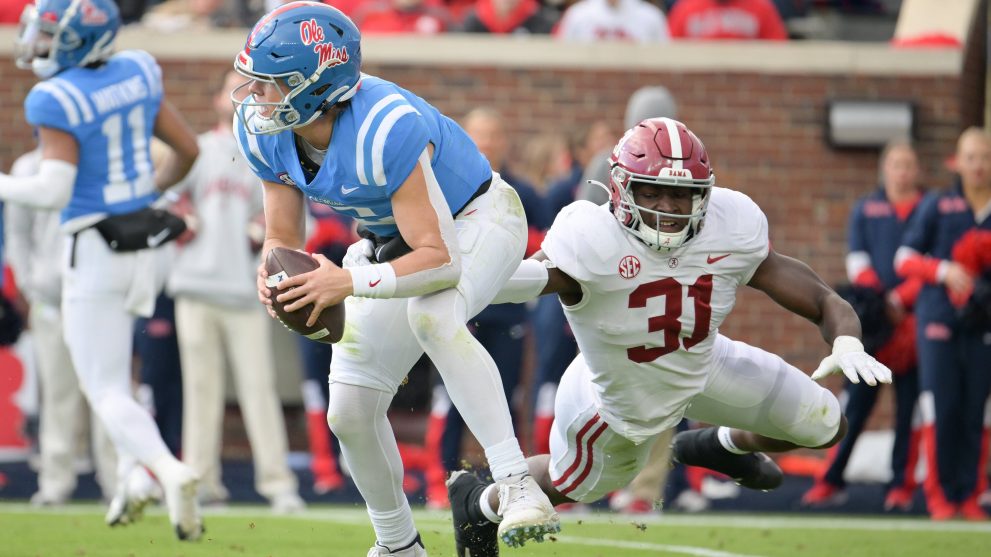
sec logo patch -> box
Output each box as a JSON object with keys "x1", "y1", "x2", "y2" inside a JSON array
[{"x1": 618, "y1": 255, "x2": 641, "y2": 279}]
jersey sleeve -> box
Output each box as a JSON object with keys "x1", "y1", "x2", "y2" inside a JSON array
[
  {"x1": 721, "y1": 190, "x2": 770, "y2": 285},
  {"x1": 541, "y1": 201, "x2": 617, "y2": 286},
  {"x1": 24, "y1": 83, "x2": 77, "y2": 135},
  {"x1": 233, "y1": 110, "x2": 281, "y2": 185},
  {"x1": 360, "y1": 100, "x2": 429, "y2": 196}
]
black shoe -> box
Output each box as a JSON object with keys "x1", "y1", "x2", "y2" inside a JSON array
[
  {"x1": 671, "y1": 427, "x2": 783, "y2": 491},
  {"x1": 447, "y1": 470, "x2": 499, "y2": 557}
]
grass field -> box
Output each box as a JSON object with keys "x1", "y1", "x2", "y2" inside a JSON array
[{"x1": 1, "y1": 503, "x2": 989, "y2": 557}]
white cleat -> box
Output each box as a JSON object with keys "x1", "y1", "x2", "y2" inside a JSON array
[
  {"x1": 105, "y1": 467, "x2": 161, "y2": 527},
  {"x1": 367, "y1": 533, "x2": 427, "y2": 556},
  {"x1": 496, "y1": 473, "x2": 560, "y2": 548},
  {"x1": 161, "y1": 464, "x2": 204, "y2": 541}
]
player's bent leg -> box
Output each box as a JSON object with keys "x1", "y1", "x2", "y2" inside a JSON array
[
  {"x1": 680, "y1": 336, "x2": 844, "y2": 490},
  {"x1": 671, "y1": 427, "x2": 784, "y2": 491}
]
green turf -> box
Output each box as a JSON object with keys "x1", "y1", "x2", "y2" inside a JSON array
[{"x1": 0, "y1": 504, "x2": 988, "y2": 557}]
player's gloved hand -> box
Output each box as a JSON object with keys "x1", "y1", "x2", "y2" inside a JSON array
[
  {"x1": 342, "y1": 238, "x2": 374, "y2": 268},
  {"x1": 811, "y1": 336, "x2": 892, "y2": 386}
]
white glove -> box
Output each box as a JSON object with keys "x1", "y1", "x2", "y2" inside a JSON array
[
  {"x1": 811, "y1": 336, "x2": 892, "y2": 386},
  {"x1": 342, "y1": 238, "x2": 375, "y2": 269}
]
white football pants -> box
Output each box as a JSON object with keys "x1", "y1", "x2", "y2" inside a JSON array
[{"x1": 549, "y1": 334, "x2": 841, "y2": 503}]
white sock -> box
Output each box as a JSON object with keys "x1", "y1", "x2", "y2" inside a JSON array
[
  {"x1": 479, "y1": 484, "x2": 502, "y2": 523},
  {"x1": 717, "y1": 426, "x2": 748, "y2": 455},
  {"x1": 485, "y1": 437, "x2": 528, "y2": 480},
  {"x1": 367, "y1": 504, "x2": 417, "y2": 549}
]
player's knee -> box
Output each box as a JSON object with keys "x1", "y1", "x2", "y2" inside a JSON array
[
  {"x1": 326, "y1": 404, "x2": 369, "y2": 441},
  {"x1": 782, "y1": 388, "x2": 842, "y2": 448}
]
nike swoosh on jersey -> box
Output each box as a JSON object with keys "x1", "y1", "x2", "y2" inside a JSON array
[
  {"x1": 341, "y1": 185, "x2": 359, "y2": 195},
  {"x1": 147, "y1": 229, "x2": 171, "y2": 247},
  {"x1": 707, "y1": 253, "x2": 731, "y2": 264}
]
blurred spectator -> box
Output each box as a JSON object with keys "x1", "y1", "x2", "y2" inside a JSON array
[
  {"x1": 133, "y1": 293, "x2": 184, "y2": 456},
  {"x1": 459, "y1": 0, "x2": 558, "y2": 34},
  {"x1": 143, "y1": 0, "x2": 263, "y2": 30},
  {"x1": 895, "y1": 127, "x2": 991, "y2": 521},
  {"x1": 516, "y1": 133, "x2": 574, "y2": 193},
  {"x1": 352, "y1": 0, "x2": 453, "y2": 34},
  {"x1": 578, "y1": 85, "x2": 679, "y2": 203},
  {"x1": 802, "y1": 140, "x2": 924, "y2": 512},
  {"x1": 5, "y1": 148, "x2": 117, "y2": 505},
  {"x1": 0, "y1": 0, "x2": 32, "y2": 24},
  {"x1": 556, "y1": 0, "x2": 669, "y2": 42},
  {"x1": 667, "y1": 0, "x2": 788, "y2": 40},
  {"x1": 166, "y1": 70, "x2": 304, "y2": 513},
  {"x1": 322, "y1": 0, "x2": 364, "y2": 16}
]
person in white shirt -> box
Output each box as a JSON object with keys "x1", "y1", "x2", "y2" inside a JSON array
[
  {"x1": 556, "y1": 0, "x2": 669, "y2": 42},
  {"x1": 5, "y1": 148, "x2": 117, "y2": 507},
  {"x1": 167, "y1": 70, "x2": 304, "y2": 514},
  {"x1": 446, "y1": 118, "x2": 891, "y2": 556}
]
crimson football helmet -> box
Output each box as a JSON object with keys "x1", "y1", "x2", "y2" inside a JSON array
[{"x1": 603, "y1": 117, "x2": 714, "y2": 250}]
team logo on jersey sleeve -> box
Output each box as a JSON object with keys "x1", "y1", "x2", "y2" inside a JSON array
[
  {"x1": 618, "y1": 255, "x2": 641, "y2": 279},
  {"x1": 277, "y1": 172, "x2": 297, "y2": 186}
]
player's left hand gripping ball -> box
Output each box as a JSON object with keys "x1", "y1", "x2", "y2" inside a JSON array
[
  {"x1": 265, "y1": 248, "x2": 345, "y2": 343},
  {"x1": 811, "y1": 336, "x2": 892, "y2": 386}
]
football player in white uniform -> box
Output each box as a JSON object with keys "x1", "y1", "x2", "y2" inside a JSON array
[{"x1": 447, "y1": 117, "x2": 892, "y2": 556}]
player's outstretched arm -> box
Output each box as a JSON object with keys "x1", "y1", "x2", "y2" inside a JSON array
[
  {"x1": 152, "y1": 99, "x2": 200, "y2": 191},
  {"x1": 491, "y1": 251, "x2": 581, "y2": 305},
  {"x1": 748, "y1": 249, "x2": 892, "y2": 386},
  {"x1": 0, "y1": 127, "x2": 78, "y2": 210}
]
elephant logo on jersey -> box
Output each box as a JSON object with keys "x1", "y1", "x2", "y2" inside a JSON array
[
  {"x1": 300, "y1": 18, "x2": 350, "y2": 69},
  {"x1": 619, "y1": 255, "x2": 641, "y2": 279},
  {"x1": 80, "y1": 0, "x2": 110, "y2": 25}
]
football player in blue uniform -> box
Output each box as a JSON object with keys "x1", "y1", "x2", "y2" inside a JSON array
[
  {"x1": 236, "y1": 2, "x2": 559, "y2": 554},
  {"x1": 0, "y1": 0, "x2": 203, "y2": 540}
]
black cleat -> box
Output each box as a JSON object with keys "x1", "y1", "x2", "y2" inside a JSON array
[
  {"x1": 672, "y1": 427, "x2": 783, "y2": 491},
  {"x1": 447, "y1": 470, "x2": 499, "y2": 557}
]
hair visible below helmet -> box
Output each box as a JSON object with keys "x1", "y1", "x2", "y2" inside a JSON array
[
  {"x1": 232, "y1": 1, "x2": 362, "y2": 135},
  {"x1": 604, "y1": 117, "x2": 715, "y2": 251},
  {"x1": 15, "y1": 0, "x2": 120, "y2": 79}
]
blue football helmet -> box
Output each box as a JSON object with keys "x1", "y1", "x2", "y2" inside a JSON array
[
  {"x1": 233, "y1": 1, "x2": 362, "y2": 135},
  {"x1": 15, "y1": 0, "x2": 120, "y2": 79}
]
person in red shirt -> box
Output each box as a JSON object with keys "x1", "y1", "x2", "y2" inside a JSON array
[
  {"x1": 352, "y1": 0, "x2": 453, "y2": 34},
  {"x1": 0, "y1": 0, "x2": 32, "y2": 24},
  {"x1": 668, "y1": 0, "x2": 788, "y2": 40}
]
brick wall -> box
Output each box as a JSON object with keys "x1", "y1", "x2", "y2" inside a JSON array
[{"x1": 0, "y1": 53, "x2": 962, "y2": 385}]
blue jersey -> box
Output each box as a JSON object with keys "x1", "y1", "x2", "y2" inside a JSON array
[
  {"x1": 234, "y1": 75, "x2": 491, "y2": 237},
  {"x1": 848, "y1": 187, "x2": 921, "y2": 290},
  {"x1": 24, "y1": 50, "x2": 164, "y2": 229},
  {"x1": 901, "y1": 182, "x2": 991, "y2": 324}
]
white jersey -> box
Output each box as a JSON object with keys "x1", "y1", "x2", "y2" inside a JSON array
[{"x1": 542, "y1": 187, "x2": 769, "y2": 443}]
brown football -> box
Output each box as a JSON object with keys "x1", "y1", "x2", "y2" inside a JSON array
[{"x1": 264, "y1": 247, "x2": 345, "y2": 344}]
